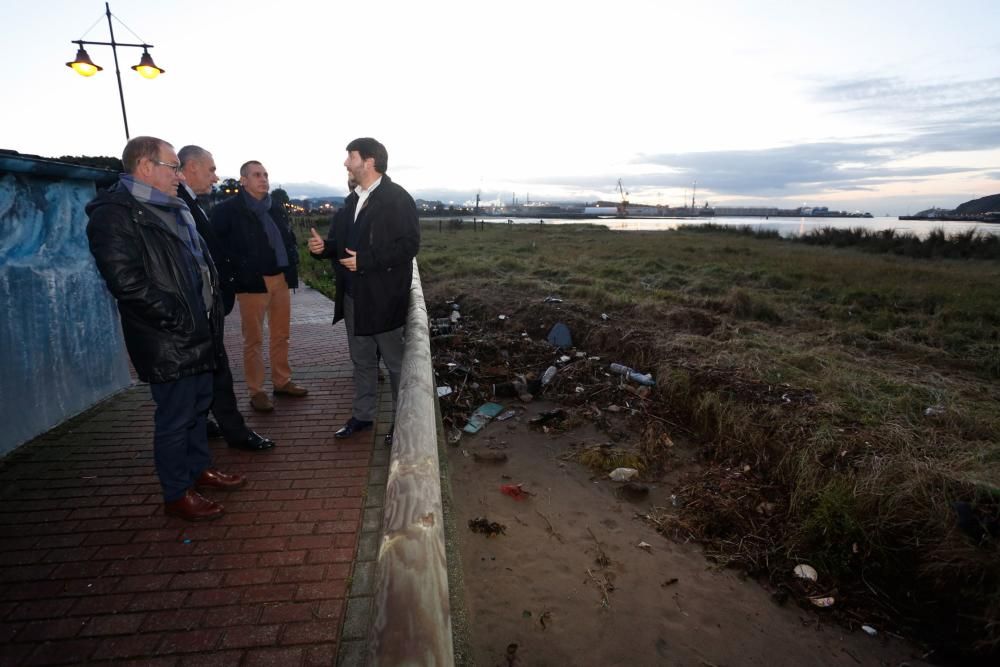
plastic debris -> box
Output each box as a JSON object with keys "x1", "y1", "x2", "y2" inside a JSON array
[
  {"x1": 809, "y1": 596, "x2": 835, "y2": 608},
  {"x1": 450, "y1": 309, "x2": 461, "y2": 323},
  {"x1": 436, "y1": 386, "x2": 453, "y2": 397},
  {"x1": 636, "y1": 541, "x2": 653, "y2": 552},
  {"x1": 546, "y1": 322, "x2": 573, "y2": 348},
  {"x1": 543, "y1": 296, "x2": 563, "y2": 303},
  {"x1": 498, "y1": 314, "x2": 507, "y2": 320},
  {"x1": 446, "y1": 427, "x2": 462, "y2": 444},
  {"x1": 558, "y1": 355, "x2": 571, "y2": 364},
  {"x1": 924, "y1": 404, "x2": 946, "y2": 417},
  {"x1": 793, "y1": 564, "x2": 818, "y2": 582},
  {"x1": 609, "y1": 467, "x2": 639, "y2": 482},
  {"x1": 609, "y1": 362, "x2": 655, "y2": 386},
  {"x1": 862, "y1": 625, "x2": 877, "y2": 637},
  {"x1": 541, "y1": 365, "x2": 557, "y2": 385},
  {"x1": 495, "y1": 409, "x2": 519, "y2": 421},
  {"x1": 601, "y1": 313, "x2": 610, "y2": 321},
  {"x1": 500, "y1": 483, "x2": 532, "y2": 500},
  {"x1": 463, "y1": 402, "x2": 506, "y2": 433}
]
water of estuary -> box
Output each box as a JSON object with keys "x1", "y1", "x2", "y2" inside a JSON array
[{"x1": 479, "y1": 215, "x2": 996, "y2": 239}]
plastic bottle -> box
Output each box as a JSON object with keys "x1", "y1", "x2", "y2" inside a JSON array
[
  {"x1": 609, "y1": 363, "x2": 655, "y2": 386},
  {"x1": 541, "y1": 365, "x2": 557, "y2": 385}
]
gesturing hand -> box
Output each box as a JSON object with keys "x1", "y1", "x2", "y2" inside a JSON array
[
  {"x1": 339, "y1": 248, "x2": 358, "y2": 272},
  {"x1": 307, "y1": 227, "x2": 325, "y2": 254}
]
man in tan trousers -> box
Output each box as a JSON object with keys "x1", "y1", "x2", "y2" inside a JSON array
[{"x1": 210, "y1": 160, "x2": 307, "y2": 411}]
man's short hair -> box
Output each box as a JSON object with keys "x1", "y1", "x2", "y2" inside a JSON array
[
  {"x1": 240, "y1": 160, "x2": 263, "y2": 177},
  {"x1": 346, "y1": 138, "x2": 388, "y2": 173},
  {"x1": 122, "y1": 136, "x2": 169, "y2": 174},
  {"x1": 178, "y1": 145, "x2": 211, "y2": 167}
]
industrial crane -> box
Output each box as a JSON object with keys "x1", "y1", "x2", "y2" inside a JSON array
[{"x1": 617, "y1": 179, "x2": 629, "y2": 217}]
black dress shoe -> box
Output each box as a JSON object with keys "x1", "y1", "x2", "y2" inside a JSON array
[
  {"x1": 335, "y1": 418, "x2": 372, "y2": 439},
  {"x1": 384, "y1": 425, "x2": 394, "y2": 447},
  {"x1": 227, "y1": 430, "x2": 275, "y2": 451},
  {"x1": 206, "y1": 419, "x2": 223, "y2": 439}
]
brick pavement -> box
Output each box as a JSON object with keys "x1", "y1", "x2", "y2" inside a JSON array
[{"x1": 0, "y1": 286, "x2": 386, "y2": 666}]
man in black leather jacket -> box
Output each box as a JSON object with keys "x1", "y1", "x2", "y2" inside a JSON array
[
  {"x1": 177, "y1": 145, "x2": 274, "y2": 452},
  {"x1": 86, "y1": 136, "x2": 246, "y2": 522}
]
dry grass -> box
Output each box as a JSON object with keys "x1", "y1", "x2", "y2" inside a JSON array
[{"x1": 300, "y1": 219, "x2": 1000, "y2": 661}]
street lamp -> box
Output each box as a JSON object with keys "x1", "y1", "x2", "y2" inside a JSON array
[{"x1": 65, "y1": 2, "x2": 165, "y2": 140}]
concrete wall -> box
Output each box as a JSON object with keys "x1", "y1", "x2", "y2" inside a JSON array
[{"x1": 0, "y1": 152, "x2": 130, "y2": 456}]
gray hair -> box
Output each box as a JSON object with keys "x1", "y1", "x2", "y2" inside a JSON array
[{"x1": 178, "y1": 145, "x2": 211, "y2": 167}]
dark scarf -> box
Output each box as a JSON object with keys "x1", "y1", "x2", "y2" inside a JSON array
[{"x1": 242, "y1": 190, "x2": 288, "y2": 268}]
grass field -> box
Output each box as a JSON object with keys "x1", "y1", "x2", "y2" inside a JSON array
[{"x1": 297, "y1": 216, "x2": 1000, "y2": 661}]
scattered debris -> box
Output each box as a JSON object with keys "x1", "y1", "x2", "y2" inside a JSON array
[
  {"x1": 809, "y1": 596, "x2": 835, "y2": 608},
  {"x1": 464, "y1": 402, "x2": 506, "y2": 433},
  {"x1": 616, "y1": 481, "x2": 650, "y2": 502},
  {"x1": 546, "y1": 322, "x2": 573, "y2": 348},
  {"x1": 609, "y1": 362, "x2": 656, "y2": 387},
  {"x1": 495, "y1": 409, "x2": 520, "y2": 422},
  {"x1": 535, "y1": 509, "x2": 564, "y2": 543},
  {"x1": 469, "y1": 516, "x2": 506, "y2": 536},
  {"x1": 636, "y1": 541, "x2": 653, "y2": 552},
  {"x1": 541, "y1": 365, "x2": 557, "y2": 385},
  {"x1": 924, "y1": 404, "x2": 946, "y2": 417},
  {"x1": 500, "y1": 483, "x2": 532, "y2": 500},
  {"x1": 861, "y1": 625, "x2": 878, "y2": 637},
  {"x1": 609, "y1": 467, "x2": 639, "y2": 482},
  {"x1": 436, "y1": 385, "x2": 453, "y2": 397},
  {"x1": 587, "y1": 527, "x2": 610, "y2": 567},
  {"x1": 543, "y1": 296, "x2": 563, "y2": 303},
  {"x1": 473, "y1": 450, "x2": 509, "y2": 464},
  {"x1": 529, "y1": 408, "x2": 567, "y2": 428},
  {"x1": 793, "y1": 564, "x2": 819, "y2": 582},
  {"x1": 661, "y1": 577, "x2": 679, "y2": 587}
]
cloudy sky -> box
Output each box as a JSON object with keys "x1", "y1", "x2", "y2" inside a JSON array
[{"x1": 2, "y1": 0, "x2": 998, "y2": 214}]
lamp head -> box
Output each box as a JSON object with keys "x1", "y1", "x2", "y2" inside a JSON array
[
  {"x1": 66, "y1": 45, "x2": 102, "y2": 77},
  {"x1": 131, "y1": 50, "x2": 164, "y2": 79}
]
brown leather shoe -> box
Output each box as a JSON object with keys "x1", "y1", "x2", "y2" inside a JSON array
[
  {"x1": 250, "y1": 392, "x2": 273, "y2": 412},
  {"x1": 195, "y1": 468, "x2": 247, "y2": 491},
  {"x1": 274, "y1": 381, "x2": 308, "y2": 397},
  {"x1": 164, "y1": 489, "x2": 224, "y2": 522}
]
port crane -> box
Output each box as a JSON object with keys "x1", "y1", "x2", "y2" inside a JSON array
[{"x1": 617, "y1": 179, "x2": 629, "y2": 217}]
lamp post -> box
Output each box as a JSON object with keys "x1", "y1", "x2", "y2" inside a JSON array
[{"x1": 65, "y1": 2, "x2": 165, "y2": 141}]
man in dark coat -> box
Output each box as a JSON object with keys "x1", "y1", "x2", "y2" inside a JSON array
[
  {"x1": 210, "y1": 160, "x2": 307, "y2": 412},
  {"x1": 177, "y1": 145, "x2": 274, "y2": 451},
  {"x1": 86, "y1": 136, "x2": 246, "y2": 522},
  {"x1": 308, "y1": 137, "x2": 419, "y2": 445}
]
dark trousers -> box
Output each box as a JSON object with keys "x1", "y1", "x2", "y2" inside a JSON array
[
  {"x1": 344, "y1": 294, "x2": 405, "y2": 422},
  {"x1": 211, "y1": 343, "x2": 249, "y2": 443},
  {"x1": 150, "y1": 372, "x2": 214, "y2": 502}
]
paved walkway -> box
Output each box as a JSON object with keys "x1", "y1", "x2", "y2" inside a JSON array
[{"x1": 0, "y1": 286, "x2": 389, "y2": 666}]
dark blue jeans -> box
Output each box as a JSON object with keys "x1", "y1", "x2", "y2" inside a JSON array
[{"x1": 150, "y1": 372, "x2": 214, "y2": 502}]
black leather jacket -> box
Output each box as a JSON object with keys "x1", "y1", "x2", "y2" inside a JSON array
[{"x1": 86, "y1": 183, "x2": 223, "y2": 383}]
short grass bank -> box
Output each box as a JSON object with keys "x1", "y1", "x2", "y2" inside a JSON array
[{"x1": 298, "y1": 218, "x2": 1000, "y2": 662}]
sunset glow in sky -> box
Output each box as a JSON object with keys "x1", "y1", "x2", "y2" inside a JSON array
[{"x1": 2, "y1": 0, "x2": 998, "y2": 214}]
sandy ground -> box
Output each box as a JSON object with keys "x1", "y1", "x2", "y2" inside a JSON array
[{"x1": 446, "y1": 400, "x2": 930, "y2": 667}]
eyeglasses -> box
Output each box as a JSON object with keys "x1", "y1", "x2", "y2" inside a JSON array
[{"x1": 151, "y1": 158, "x2": 183, "y2": 174}]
